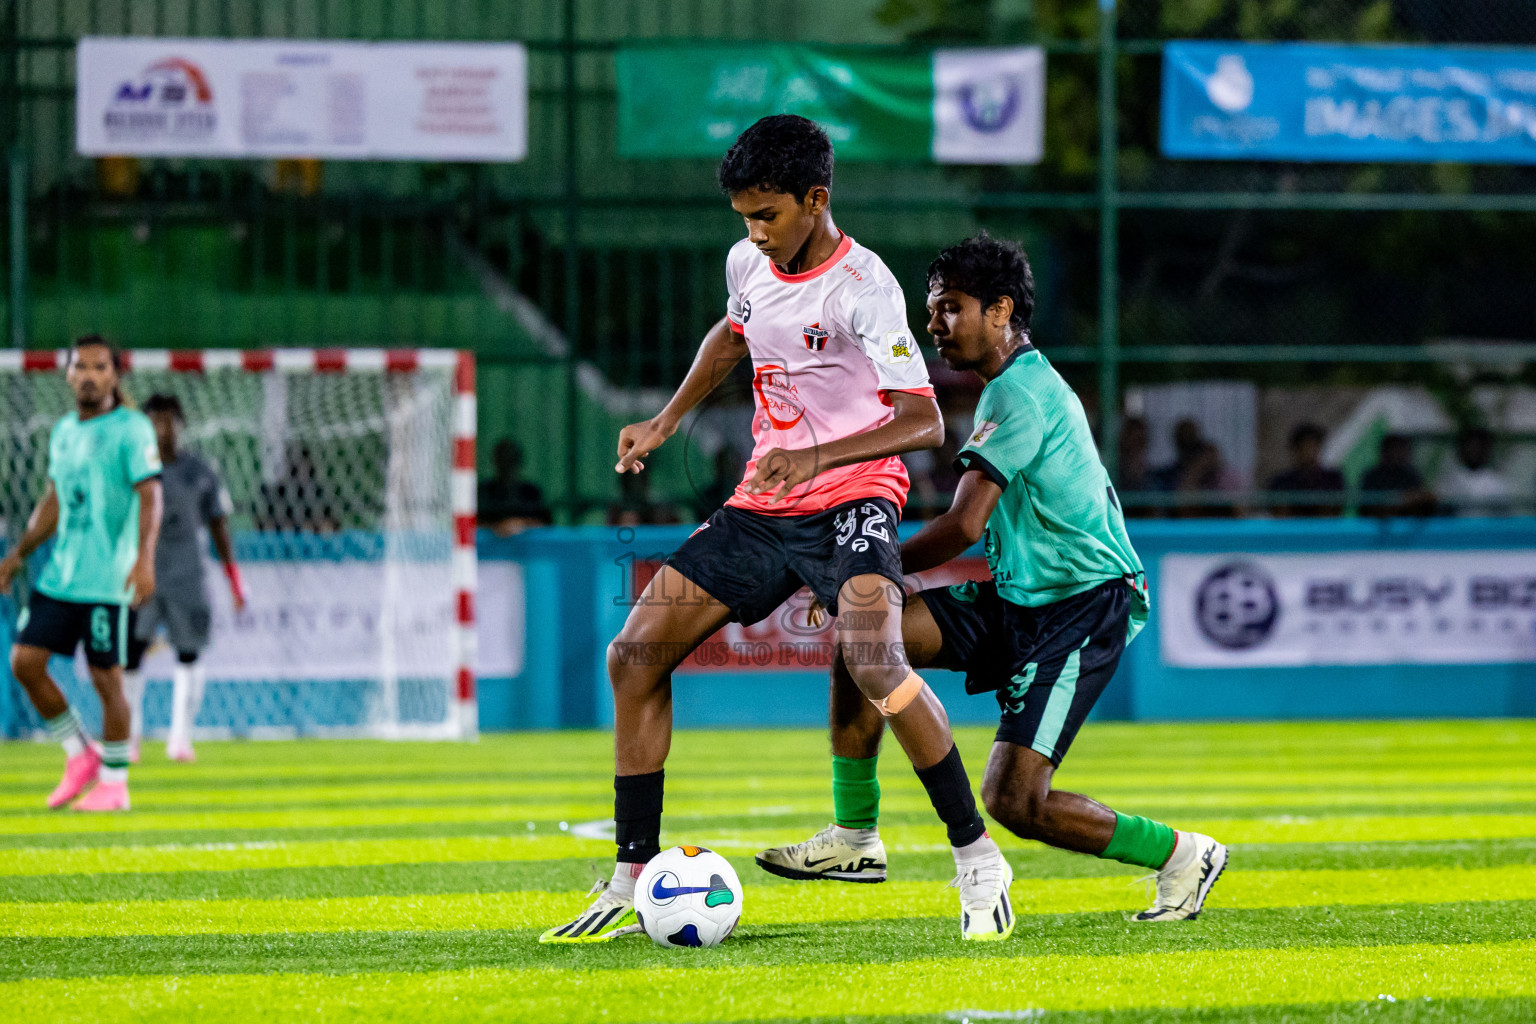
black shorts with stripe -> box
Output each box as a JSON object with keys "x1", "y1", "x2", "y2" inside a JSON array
[
  {"x1": 919, "y1": 578, "x2": 1131, "y2": 766},
  {"x1": 665, "y1": 497, "x2": 904, "y2": 627},
  {"x1": 15, "y1": 590, "x2": 130, "y2": 669}
]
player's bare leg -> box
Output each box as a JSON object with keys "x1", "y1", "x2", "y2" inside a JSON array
[
  {"x1": 759, "y1": 586, "x2": 940, "y2": 881},
  {"x1": 540, "y1": 564, "x2": 732, "y2": 943},
  {"x1": 73, "y1": 664, "x2": 132, "y2": 811},
  {"x1": 758, "y1": 622, "x2": 895, "y2": 884},
  {"x1": 610, "y1": 565, "x2": 734, "y2": 776},
  {"x1": 981, "y1": 743, "x2": 1226, "y2": 921},
  {"x1": 981, "y1": 743, "x2": 1116, "y2": 853},
  {"x1": 10, "y1": 644, "x2": 101, "y2": 808},
  {"x1": 835, "y1": 575, "x2": 1013, "y2": 940},
  {"x1": 10, "y1": 644, "x2": 70, "y2": 720}
]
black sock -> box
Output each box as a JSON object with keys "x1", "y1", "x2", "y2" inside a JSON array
[
  {"x1": 614, "y1": 770, "x2": 664, "y2": 864},
  {"x1": 914, "y1": 745, "x2": 986, "y2": 848}
]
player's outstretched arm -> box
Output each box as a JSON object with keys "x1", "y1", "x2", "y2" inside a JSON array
[
  {"x1": 616, "y1": 316, "x2": 747, "y2": 474},
  {"x1": 747, "y1": 391, "x2": 942, "y2": 503},
  {"x1": 208, "y1": 516, "x2": 247, "y2": 613},
  {"x1": 127, "y1": 478, "x2": 163, "y2": 607},
  {"x1": 0, "y1": 483, "x2": 62, "y2": 594},
  {"x1": 900, "y1": 469, "x2": 1002, "y2": 576}
]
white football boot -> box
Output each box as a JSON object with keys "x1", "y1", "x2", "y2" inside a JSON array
[
  {"x1": 952, "y1": 847, "x2": 1015, "y2": 941},
  {"x1": 755, "y1": 824, "x2": 888, "y2": 883},
  {"x1": 537, "y1": 879, "x2": 643, "y2": 943},
  {"x1": 1134, "y1": 831, "x2": 1228, "y2": 922}
]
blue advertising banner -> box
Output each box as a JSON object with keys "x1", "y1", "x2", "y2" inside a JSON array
[{"x1": 1162, "y1": 41, "x2": 1536, "y2": 163}]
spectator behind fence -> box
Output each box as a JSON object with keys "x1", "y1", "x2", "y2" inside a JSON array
[
  {"x1": 1149, "y1": 418, "x2": 1240, "y2": 518},
  {"x1": 1360, "y1": 433, "x2": 1435, "y2": 518},
  {"x1": 1266, "y1": 423, "x2": 1345, "y2": 517},
  {"x1": 1117, "y1": 415, "x2": 1153, "y2": 516},
  {"x1": 607, "y1": 466, "x2": 682, "y2": 527},
  {"x1": 255, "y1": 442, "x2": 339, "y2": 533},
  {"x1": 478, "y1": 439, "x2": 553, "y2": 536},
  {"x1": 1437, "y1": 426, "x2": 1514, "y2": 517}
]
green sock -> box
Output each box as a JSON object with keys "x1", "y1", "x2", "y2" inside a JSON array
[
  {"x1": 1101, "y1": 811, "x2": 1177, "y2": 869},
  {"x1": 99, "y1": 740, "x2": 131, "y2": 770},
  {"x1": 831, "y1": 755, "x2": 880, "y2": 829}
]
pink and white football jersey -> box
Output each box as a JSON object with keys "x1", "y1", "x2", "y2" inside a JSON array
[{"x1": 724, "y1": 233, "x2": 935, "y2": 516}]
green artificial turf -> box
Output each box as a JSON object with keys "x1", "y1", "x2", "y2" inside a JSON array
[{"x1": 1, "y1": 721, "x2": 1533, "y2": 1022}]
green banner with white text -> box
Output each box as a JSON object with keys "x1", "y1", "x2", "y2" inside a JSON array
[{"x1": 616, "y1": 45, "x2": 1044, "y2": 164}]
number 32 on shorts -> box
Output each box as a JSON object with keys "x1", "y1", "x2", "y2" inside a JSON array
[{"x1": 834, "y1": 503, "x2": 891, "y2": 553}]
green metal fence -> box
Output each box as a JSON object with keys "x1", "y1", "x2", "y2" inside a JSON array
[{"x1": 5, "y1": 0, "x2": 1536, "y2": 519}]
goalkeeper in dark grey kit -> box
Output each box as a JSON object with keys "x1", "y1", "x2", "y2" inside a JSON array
[{"x1": 122, "y1": 393, "x2": 246, "y2": 762}]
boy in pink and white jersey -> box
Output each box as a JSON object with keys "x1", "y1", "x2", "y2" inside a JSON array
[
  {"x1": 723, "y1": 231, "x2": 933, "y2": 516},
  {"x1": 540, "y1": 115, "x2": 1016, "y2": 946}
]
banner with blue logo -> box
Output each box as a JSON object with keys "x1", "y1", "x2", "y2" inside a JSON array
[
  {"x1": 1159, "y1": 549, "x2": 1536, "y2": 667},
  {"x1": 616, "y1": 45, "x2": 1044, "y2": 164},
  {"x1": 1162, "y1": 41, "x2": 1536, "y2": 163}
]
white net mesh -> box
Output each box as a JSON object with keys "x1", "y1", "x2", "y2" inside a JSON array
[{"x1": 0, "y1": 354, "x2": 469, "y2": 740}]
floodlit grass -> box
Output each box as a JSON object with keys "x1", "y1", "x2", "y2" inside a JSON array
[{"x1": 2, "y1": 721, "x2": 1534, "y2": 1022}]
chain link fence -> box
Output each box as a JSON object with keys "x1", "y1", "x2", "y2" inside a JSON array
[{"x1": 4, "y1": 0, "x2": 1535, "y2": 518}]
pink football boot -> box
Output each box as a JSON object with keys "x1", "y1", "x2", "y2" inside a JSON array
[
  {"x1": 47, "y1": 747, "x2": 101, "y2": 809},
  {"x1": 72, "y1": 779, "x2": 130, "y2": 812}
]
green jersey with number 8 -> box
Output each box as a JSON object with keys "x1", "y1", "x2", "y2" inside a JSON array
[
  {"x1": 36, "y1": 406, "x2": 162, "y2": 605},
  {"x1": 954, "y1": 346, "x2": 1148, "y2": 640}
]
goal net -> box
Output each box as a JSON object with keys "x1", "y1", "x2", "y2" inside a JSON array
[{"x1": 0, "y1": 348, "x2": 477, "y2": 741}]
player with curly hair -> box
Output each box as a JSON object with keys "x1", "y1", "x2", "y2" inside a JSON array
[{"x1": 759, "y1": 234, "x2": 1229, "y2": 922}]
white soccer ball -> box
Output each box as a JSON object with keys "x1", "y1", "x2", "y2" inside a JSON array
[{"x1": 634, "y1": 845, "x2": 743, "y2": 948}]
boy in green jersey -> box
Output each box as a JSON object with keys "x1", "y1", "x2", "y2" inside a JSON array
[
  {"x1": 0, "y1": 336, "x2": 163, "y2": 811},
  {"x1": 757, "y1": 235, "x2": 1228, "y2": 922}
]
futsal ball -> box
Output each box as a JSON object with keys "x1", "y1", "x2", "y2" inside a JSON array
[{"x1": 634, "y1": 845, "x2": 743, "y2": 948}]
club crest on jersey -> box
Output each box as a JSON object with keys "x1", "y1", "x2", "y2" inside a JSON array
[
  {"x1": 883, "y1": 331, "x2": 917, "y2": 364},
  {"x1": 801, "y1": 322, "x2": 829, "y2": 352}
]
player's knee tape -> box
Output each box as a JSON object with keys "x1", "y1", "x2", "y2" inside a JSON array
[{"x1": 869, "y1": 671, "x2": 925, "y2": 717}]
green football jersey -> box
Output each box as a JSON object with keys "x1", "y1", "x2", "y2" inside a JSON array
[
  {"x1": 36, "y1": 406, "x2": 162, "y2": 605},
  {"x1": 955, "y1": 346, "x2": 1148, "y2": 640}
]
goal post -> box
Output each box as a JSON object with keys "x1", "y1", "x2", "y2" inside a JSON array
[{"x1": 0, "y1": 347, "x2": 478, "y2": 741}]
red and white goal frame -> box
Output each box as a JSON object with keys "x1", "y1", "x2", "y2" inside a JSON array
[{"x1": 0, "y1": 347, "x2": 478, "y2": 740}]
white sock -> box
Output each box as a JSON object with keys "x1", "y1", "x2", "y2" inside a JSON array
[
  {"x1": 609, "y1": 860, "x2": 644, "y2": 899},
  {"x1": 44, "y1": 708, "x2": 87, "y2": 758},
  {"x1": 123, "y1": 670, "x2": 145, "y2": 745},
  {"x1": 169, "y1": 663, "x2": 195, "y2": 747},
  {"x1": 99, "y1": 765, "x2": 128, "y2": 785},
  {"x1": 952, "y1": 831, "x2": 1001, "y2": 867},
  {"x1": 833, "y1": 824, "x2": 879, "y2": 846},
  {"x1": 189, "y1": 661, "x2": 206, "y2": 717},
  {"x1": 1162, "y1": 831, "x2": 1196, "y2": 873}
]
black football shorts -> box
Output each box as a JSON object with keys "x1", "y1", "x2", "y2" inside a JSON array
[
  {"x1": 920, "y1": 578, "x2": 1132, "y2": 766},
  {"x1": 15, "y1": 590, "x2": 130, "y2": 669},
  {"x1": 666, "y1": 497, "x2": 905, "y2": 626}
]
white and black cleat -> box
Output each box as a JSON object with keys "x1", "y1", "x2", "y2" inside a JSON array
[
  {"x1": 538, "y1": 879, "x2": 644, "y2": 943},
  {"x1": 953, "y1": 850, "x2": 1015, "y2": 942},
  {"x1": 1133, "y1": 831, "x2": 1228, "y2": 922},
  {"x1": 756, "y1": 823, "x2": 888, "y2": 883}
]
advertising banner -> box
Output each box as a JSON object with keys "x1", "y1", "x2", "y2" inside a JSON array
[
  {"x1": 1160, "y1": 550, "x2": 1536, "y2": 667},
  {"x1": 1162, "y1": 41, "x2": 1536, "y2": 163},
  {"x1": 616, "y1": 45, "x2": 1043, "y2": 164},
  {"x1": 136, "y1": 561, "x2": 455, "y2": 682},
  {"x1": 77, "y1": 37, "x2": 527, "y2": 161}
]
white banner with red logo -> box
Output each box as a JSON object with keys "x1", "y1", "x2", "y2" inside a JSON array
[
  {"x1": 77, "y1": 37, "x2": 526, "y2": 161},
  {"x1": 1160, "y1": 550, "x2": 1536, "y2": 668}
]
